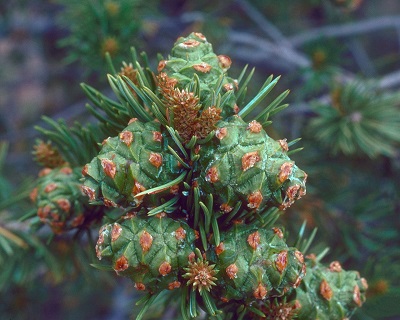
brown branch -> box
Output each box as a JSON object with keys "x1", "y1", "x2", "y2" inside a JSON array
[{"x1": 289, "y1": 15, "x2": 400, "y2": 46}]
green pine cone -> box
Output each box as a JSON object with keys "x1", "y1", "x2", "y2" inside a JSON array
[
  {"x1": 31, "y1": 166, "x2": 91, "y2": 234},
  {"x1": 158, "y1": 32, "x2": 238, "y2": 118},
  {"x1": 82, "y1": 119, "x2": 183, "y2": 209},
  {"x1": 293, "y1": 257, "x2": 368, "y2": 319},
  {"x1": 208, "y1": 224, "x2": 306, "y2": 303},
  {"x1": 96, "y1": 215, "x2": 196, "y2": 292},
  {"x1": 196, "y1": 116, "x2": 307, "y2": 219}
]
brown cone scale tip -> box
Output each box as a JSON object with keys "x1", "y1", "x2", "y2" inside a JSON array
[
  {"x1": 81, "y1": 185, "x2": 96, "y2": 201},
  {"x1": 175, "y1": 227, "x2": 186, "y2": 240},
  {"x1": 294, "y1": 250, "x2": 304, "y2": 264},
  {"x1": 278, "y1": 162, "x2": 294, "y2": 183},
  {"x1": 226, "y1": 264, "x2": 238, "y2": 279},
  {"x1": 223, "y1": 83, "x2": 234, "y2": 91},
  {"x1": 273, "y1": 227, "x2": 284, "y2": 239},
  {"x1": 247, "y1": 231, "x2": 261, "y2": 249},
  {"x1": 180, "y1": 39, "x2": 200, "y2": 48},
  {"x1": 254, "y1": 283, "x2": 268, "y2": 300},
  {"x1": 139, "y1": 231, "x2": 153, "y2": 252},
  {"x1": 275, "y1": 251, "x2": 288, "y2": 273},
  {"x1": 320, "y1": 279, "x2": 333, "y2": 300},
  {"x1": 103, "y1": 198, "x2": 117, "y2": 207},
  {"x1": 111, "y1": 223, "x2": 122, "y2": 242},
  {"x1": 157, "y1": 60, "x2": 166, "y2": 72},
  {"x1": 168, "y1": 281, "x2": 181, "y2": 290},
  {"x1": 193, "y1": 63, "x2": 212, "y2": 73},
  {"x1": 247, "y1": 191, "x2": 263, "y2": 209},
  {"x1": 206, "y1": 167, "x2": 219, "y2": 183},
  {"x1": 329, "y1": 261, "x2": 342, "y2": 272},
  {"x1": 101, "y1": 159, "x2": 116, "y2": 179},
  {"x1": 218, "y1": 55, "x2": 232, "y2": 70},
  {"x1": 135, "y1": 283, "x2": 146, "y2": 291},
  {"x1": 353, "y1": 285, "x2": 363, "y2": 307},
  {"x1": 220, "y1": 203, "x2": 233, "y2": 213},
  {"x1": 30, "y1": 188, "x2": 38, "y2": 202},
  {"x1": 278, "y1": 139, "x2": 289, "y2": 152},
  {"x1": 152, "y1": 131, "x2": 163, "y2": 142},
  {"x1": 56, "y1": 199, "x2": 71, "y2": 212},
  {"x1": 215, "y1": 242, "x2": 225, "y2": 255},
  {"x1": 132, "y1": 181, "x2": 146, "y2": 202},
  {"x1": 38, "y1": 168, "x2": 52, "y2": 177},
  {"x1": 119, "y1": 131, "x2": 134, "y2": 146},
  {"x1": 128, "y1": 118, "x2": 138, "y2": 125},
  {"x1": 149, "y1": 152, "x2": 163, "y2": 168},
  {"x1": 215, "y1": 127, "x2": 228, "y2": 140},
  {"x1": 247, "y1": 120, "x2": 262, "y2": 133},
  {"x1": 114, "y1": 256, "x2": 129, "y2": 272},
  {"x1": 159, "y1": 262, "x2": 172, "y2": 276},
  {"x1": 44, "y1": 183, "x2": 58, "y2": 193},
  {"x1": 242, "y1": 151, "x2": 261, "y2": 171}
]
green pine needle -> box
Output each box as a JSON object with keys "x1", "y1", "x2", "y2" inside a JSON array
[
  {"x1": 239, "y1": 75, "x2": 281, "y2": 119},
  {"x1": 310, "y1": 80, "x2": 400, "y2": 158}
]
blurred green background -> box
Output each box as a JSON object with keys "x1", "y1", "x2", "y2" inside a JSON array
[{"x1": 0, "y1": 0, "x2": 399, "y2": 319}]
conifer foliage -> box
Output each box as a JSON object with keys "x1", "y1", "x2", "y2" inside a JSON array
[{"x1": 27, "y1": 33, "x2": 367, "y2": 319}]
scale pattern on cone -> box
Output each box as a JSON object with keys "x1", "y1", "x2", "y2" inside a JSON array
[
  {"x1": 209, "y1": 224, "x2": 306, "y2": 302},
  {"x1": 158, "y1": 32, "x2": 238, "y2": 118},
  {"x1": 197, "y1": 116, "x2": 307, "y2": 217},
  {"x1": 96, "y1": 215, "x2": 196, "y2": 291},
  {"x1": 31, "y1": 166, "x2": 90, "y2": 234},
  {"x1": 294, "y1": 257, "x2": 368, "y2": 319},
  {"x1": 82, "y1": 119, "x2": 183, "y2": 209}
]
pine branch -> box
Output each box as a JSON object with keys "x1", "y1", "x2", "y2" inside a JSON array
[
  {"x1": 229, "y1": 31, "x2": 311, "y2": 68},
  {"x1": 289, "y1": 15, "x2": 400, "y2": 46}
]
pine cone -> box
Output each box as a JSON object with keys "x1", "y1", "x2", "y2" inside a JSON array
[
  {"x1": 96, "y1": 215, "x2": 196, "y2": 292},
  {"x1": 293, "y1": 257, "x2": 368, "y2": 319},
  {"x1": 31, "y1": 166, "x2": 93, "y2": 234},
  {"x1": 82, "y1": 119, "x2": 183, "y2": 209},
  {"x1": 158, "y1": 32, "x2": 238, "y2": 119},
  {"x1": 208, "y1": 224, "x2": 306, "y2": 303},
  {"x1": 196, "y1": 116, "x2": 307, "y2": 220}
]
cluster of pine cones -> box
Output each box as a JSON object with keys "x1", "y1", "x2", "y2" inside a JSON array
[{"x1": 30, "y1": 33, "x2": 367, "y2": 319}]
